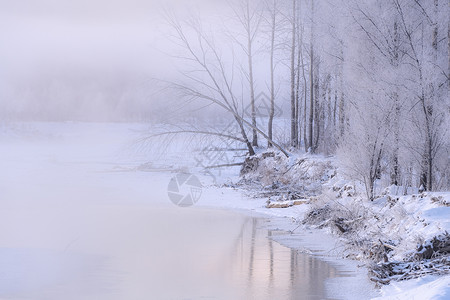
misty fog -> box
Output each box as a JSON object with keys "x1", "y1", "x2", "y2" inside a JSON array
[
  {"x1": 0, "y1": 0, "x2": 232, "y2": 122},
  {"x1": 1, "y1": 0, "x2": 449, "y2": 299}
]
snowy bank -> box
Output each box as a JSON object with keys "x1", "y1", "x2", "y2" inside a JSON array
[{"x1": 201, "y1": 150, "x2": 450, "y2": 299}]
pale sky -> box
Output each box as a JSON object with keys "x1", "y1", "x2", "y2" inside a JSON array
[
  {"x1": 0, "y1": 0, "x2": 263, "y2": 121},
  {"x1": 0, "y1": 0, "x2": 227, "y2": 74}
]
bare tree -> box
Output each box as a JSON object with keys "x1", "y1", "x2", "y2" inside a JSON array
[
  {"x1": 351, "y1": 1, "x2": 403, "y2": 185},
  {"x1": 308, "y1": 0, "x2": 314, "y2": 152},
  {"x1": 393, "y1": 0, "x2": 445, "y2": 191},
  {"x1": 266, "y1": 0, "x2": 277, "y2": 148},
  {"x1": 231, "y1": 0, "x2": 263, "y2": 148},
  {"x1": 290, "y1": 0, "x2": 298, "y2": 148},
  {"x1": 295, "y1": 0, "x2": 305, "y2": 149},
  {"x1": 300, "y1": 25, "x2": 309, "y2": 152},
  {"x1": 165, "y1": 13, "x2": 289, "y2": 157}
]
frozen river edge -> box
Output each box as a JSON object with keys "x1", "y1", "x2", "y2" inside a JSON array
[{"x1": 194, "y1": 183, "x2": 380, "y2": 300}]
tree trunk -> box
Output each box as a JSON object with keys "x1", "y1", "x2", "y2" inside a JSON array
[
  {"x1": 295, "y1": 30, "x2": 302, "y2": 148},
  {"x1": 268, "y1": 0, "x2": 276, "y2": 148},
  {"x1": 422, "y1": 0, "x2": 439, "y2": 191},
  {"x1": 290, "y1": 0, "x2": 297, "y2": 148},
  {"x1": 234, "y1": 115, "x2": 255, "y2": 156},
  {"x1": 326, "y1": 76, "x2": 332, "y2": 154},
  {"x1": 308, "y1": 1, "x2": 314, "y2": 152},
  {"x1": 308, "y1": 45, "x2": 314, "y2": 152},
  {"x1": 299, "y1": 24, "x2": 308, "y2": 152},
  {"x1": 247, "y1": 2, "x2": 258, "y2": 148},
  {"x1": 313, "y1": 61, "x2": 320, "y2": 152},
  {"x1": 338, "y1": 45, "x2": 345, "y2": 138},
  {"x1": 391, "y1": 21, "x2": 400, "y2": 186}
]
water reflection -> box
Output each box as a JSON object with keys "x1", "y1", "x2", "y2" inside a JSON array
[
  {"x1": 0, "y1": 206, "x2": 345, "y2": 300},
  {"x1": 230, "y1": 217, "x2": 339, "y2": 300}
]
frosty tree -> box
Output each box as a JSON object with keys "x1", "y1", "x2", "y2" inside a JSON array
[{"x1": 163, "y1": 0, "x2": 449, "y2": 196}]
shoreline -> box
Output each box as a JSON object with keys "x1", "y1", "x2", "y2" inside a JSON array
[
  {"x1": 188, "y1": 149, "x2": 450, "y2": 300},
  {"x1": 2, "y1": 122, "x2": 448, "y2": 299},
  {"x1": 195, "y1": 182, "x2": 380, "y2": 300}
]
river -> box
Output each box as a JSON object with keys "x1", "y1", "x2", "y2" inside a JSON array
[{"x1": 0, "y1": 122, "x2": 371, "y2": 299}]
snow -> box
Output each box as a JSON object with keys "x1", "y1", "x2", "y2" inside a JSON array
[
  {"x1": 192, "y1": 185, "x2": 379, "y2": 299},
  {"x1": 253, "y1": 196, "x2": 450, "y2": 300},
  {"x1": 373, "y1": 275, "x2": 450, "y2": 300},
  {"x1": 422, "y1": 207, "x2": 450, "y2": 232},
  {"x1": 1, "y1": 122, "x2": 449, "y2": 299},
  {"x1": 196, "y1": 148, "x2": 450, "y2": 299}
]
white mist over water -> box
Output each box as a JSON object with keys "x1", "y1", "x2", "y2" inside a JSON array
[{"x1": 0, "y1": 123, "x2": 351, "y2": 299}]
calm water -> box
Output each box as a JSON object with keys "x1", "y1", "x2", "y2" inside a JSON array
[
  {"x1": 0, "y1": 206, "x2": 346, "y2": 300},
  {"x1": 0, "y1": 123, "x2": 349, "y2": 299}
]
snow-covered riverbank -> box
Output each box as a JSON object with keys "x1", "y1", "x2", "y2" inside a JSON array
[
  {"x1": 192, "y1": 151, "x2": 450, "y2": 300},
  {"x1": 193, "y1": 184, "x2": 379, "y2": 299},
  {"x1": 1, "y1": 122, "x2": 448, "y2": 299},
  {"x1": 198, "y1": 183, "x2": 450, "y2": 299}
]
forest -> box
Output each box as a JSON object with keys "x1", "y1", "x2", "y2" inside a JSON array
[{"x1": 163, "y1": 0, "x2": 449, "y2": 199}]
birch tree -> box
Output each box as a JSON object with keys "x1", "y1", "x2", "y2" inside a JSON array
[
  {"x1": 266, "y1": 0, "x2": 278, "y2": 148},
  {"x1": 290, "y1": 0, "x2": 298, "y2": 148},
  {"x1": 308, "y1": 0, "x2": 315, "y2": 152},
  {"x1": 231, "y1": 0, "x2": 263, "y2": 148}
]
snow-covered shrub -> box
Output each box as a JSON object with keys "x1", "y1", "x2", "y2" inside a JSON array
[
  {"x1": 303, "y1": 197, "x2": 368, "y2": 236},
  {"x1": 240, "y1": 151, "x2": 287, "y2": 185},
  {"x1": 239, "y1": 151, "x2": 336, "y2": 196},
  {"x1": 371, "y1": 233, "x2": 450, "y2": 285},
  {"x1": 430, "y1": 195, "x2": 450, "y2": 207}
]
